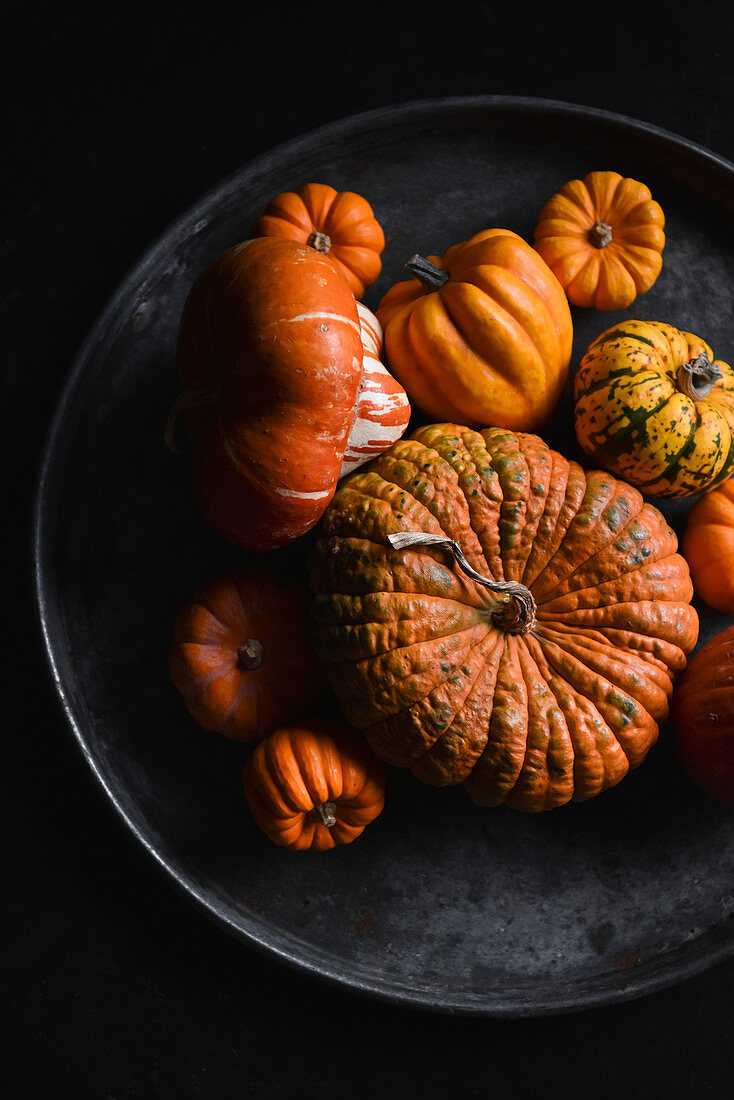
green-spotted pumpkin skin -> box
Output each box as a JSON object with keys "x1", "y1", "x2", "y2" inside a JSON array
[{"x1": 573, "y1": 320, "x2": 734, "y2": 497}]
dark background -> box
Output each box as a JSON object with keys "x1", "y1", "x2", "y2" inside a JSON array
[{"x1": 8, "y1": 1, "x2": 734, "y2": 1095}]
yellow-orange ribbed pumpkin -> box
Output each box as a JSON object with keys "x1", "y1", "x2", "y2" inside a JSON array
[{"x1": 375, "y1": 229, "x2": 573, "y2": 432}]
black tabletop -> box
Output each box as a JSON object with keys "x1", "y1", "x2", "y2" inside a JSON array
[{"x1": 9, "y1": 2, "x2": 734, "y2": 1095}]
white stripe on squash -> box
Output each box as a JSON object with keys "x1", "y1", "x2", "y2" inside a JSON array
[
  {"x1": 340, "y1": 305, "x2": 411, "y2": 478},
  {"x1": 274, "y1": 486, "x2": 334, "y2": 501},
  {"x1": 274, "y1": 311, "x2": 362, "y2": 336}
]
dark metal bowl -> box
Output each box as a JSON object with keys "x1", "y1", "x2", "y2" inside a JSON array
[{"x1": 34, "y1": 96, "x2": 734, "y2": 1016}]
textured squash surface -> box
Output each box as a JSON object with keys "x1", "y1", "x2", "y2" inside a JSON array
[{"x1": 309, "y1": 423, "x2": 699, "y2": 812}]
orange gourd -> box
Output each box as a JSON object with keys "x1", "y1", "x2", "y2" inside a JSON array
[
  {"x1": 251, "y1": 182, "x2": 385, "y2": 299},
  {"x1": 169, "y1": 568, "x2": 328, "y2": 741},
  {"x1": 171, "y1": 237, "x2": 410, "y2": 549},
  {"x1": 673, "y1": 624, "x2": 734, "y2": 811},
  {"x1": 683, "y1": 478, "x2": 734, "y2": 612},
  {"x1": 242, "y1": 720, "x2": 386, "y2": 850},
  {"x1": 533, "y1": 170, "x2": 665, "y2": 310},
  {"x1": 173, "y1": 236, "x2": 364, "y2": 550},
  {"x1": 309, "y1": 423, "x2": 699, "y2": 812},
  {"x1": 375, "y1": 229, "x2": 573, "y2": 432}
]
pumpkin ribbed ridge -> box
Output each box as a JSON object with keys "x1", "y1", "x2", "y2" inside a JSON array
[{"x1": 309, "y1": 423, "x2": 698, "y2": 812}]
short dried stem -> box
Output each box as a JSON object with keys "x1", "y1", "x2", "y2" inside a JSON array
[
  {"x1": 309, "y1": 801, "x2": 337, "y2": 827},
  {"x1": 588, "y1": 221, "x2": 613, "y2": 248},
  {"x1": 677, "y1": 353, "x2": 723, "y2": 401},
  {"x1": 237, "y1": 638, "x2": 264, "y2": 670},
  {"x1": 307, "y1": 230, "x2": 331, "y2": 253}
]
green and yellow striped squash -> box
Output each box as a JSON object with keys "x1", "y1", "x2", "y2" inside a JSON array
[{"x1": 574, "y1": 320, "x2": 734, "y2": 497}]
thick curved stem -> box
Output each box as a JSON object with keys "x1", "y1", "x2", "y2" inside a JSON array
[
  {"x1": 387, "y1": 531, "x2": 537, "y2": 635},
  {"x1": 405, "y1": 254, "x2": 450, "y2": 292},
  {"x1": 677, "y1": 353, "x2": 723, "y2": 401}
]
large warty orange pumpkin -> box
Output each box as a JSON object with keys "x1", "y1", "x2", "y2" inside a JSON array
[{"x1": 308, "y1": 423, "x2": 699, "y2": 812}]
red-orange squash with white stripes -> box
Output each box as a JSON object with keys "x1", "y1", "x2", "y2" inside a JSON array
[
  {"x1": 175, "y1": 237, "x2": 362, "y2": 549},
  {"x1": 309, "y1": 423, "x2": 699, "y2": 812},
  {"x1": 341, "y1": 304, "x2": 411, "y2": 477},
  {"x1": 682, "y1": 479, "x2": 734, "y2": 613},
  {"x1": 173, "y1": 237, "x2": 407, "y2": 550}
]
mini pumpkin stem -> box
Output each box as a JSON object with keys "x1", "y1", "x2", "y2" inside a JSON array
[
  {"x1": 238, "y1": 638, "x2": 264, "y2": 670},
  {"x1": 588, "y1": 221, "x2": 614, "y2": 248},
  {"x1": 309, "y1": 800, "x2": 337, "y2": 827},
  {"x1": 307, "y1": 230, "x2": 332, "y2": 254},
  {"x1": 677, "y1": 353, "x2": 723, "y2": 401},
  {"x1": 387, "y1": 531, "x2": 537, "y2": 635},
  {"x1": 405, "y1": 254, "x2": 450, "y2": 292},
  {"x1": 164, "y1": 380, "x2": 221, "y2": 452}
]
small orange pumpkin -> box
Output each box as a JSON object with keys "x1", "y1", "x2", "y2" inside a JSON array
[
  {"x1": 242, "y1": 720, "x2": 386, "y2": 850},
  {"x1": 169, "y1": 568, "x2": 328, "y2": 741},
  {"x1": 533, "y1": 170, "x2": 665, "y2": 310},
  {"x1": 673, "y1": 624, "x2": 734, "y2": 811},
  {"x1": 683, "y1": 478, "x2": 734, "y2": 612},
  {"x1": 251, "y1": 182, "x2": 385, "y2": 299}
]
